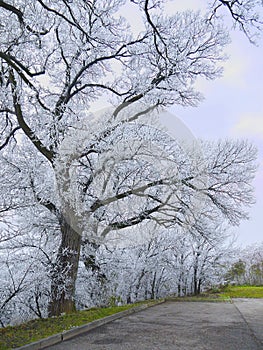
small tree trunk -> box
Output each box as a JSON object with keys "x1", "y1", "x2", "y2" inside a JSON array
[
  {"x1": 193, "y1": 265, "x2": 198, "y2": 295},
  {"x1": 197, "y1": 278, "x2": 202, "y2": 295},
  {"x1": 150, "y1": 271, "x2": 157, "y2": 299},
  {"x1": 48, "y1": 217, "x2": 81, "y2": 316},
  {"x1": 134, "y1": 269, "x2": 145, "y2": 299}
]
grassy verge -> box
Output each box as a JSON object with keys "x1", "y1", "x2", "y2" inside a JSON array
[
  {"x1": 0, "y1": 300, "x2": 160, "y2": 350},
  {"x1": 166, "y1": 293, "x2": 231, "y2": 302},
  {"x1": 218, "y1": 285, "x2": 263, "y2": 298},
  {"x1": 166, "y1": 285, "x2": 263, "y2": 302}
]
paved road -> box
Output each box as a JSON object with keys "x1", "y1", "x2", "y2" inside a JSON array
[{"x1": 48, "y1": 299, "x2": 263, "y2": 350}]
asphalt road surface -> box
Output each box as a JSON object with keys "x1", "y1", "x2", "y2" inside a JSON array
[{"x1": 47, "y1": 299, "x2": 263, "y2": 350}]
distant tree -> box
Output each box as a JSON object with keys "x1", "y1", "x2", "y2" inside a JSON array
[
  {"x1": 249, "y1": 262, "x2": 263, "y2": 285},
  {"x1": 226, "y1": 242, "x2": 263, "y2": 285},
  {"x1": 225, "y1": 259, "x2": 247, "y2": 284}
]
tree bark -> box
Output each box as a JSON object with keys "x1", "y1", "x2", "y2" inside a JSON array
[{"x1": 48, "y1": 216, "x2": 81, "y2": 316}]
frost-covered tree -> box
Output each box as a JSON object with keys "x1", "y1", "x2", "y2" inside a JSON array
[
  {"x1": 76, "y1": 218, "x2": 234, "y2": 306},
  {"x1": 0, "y1": 0, "x2": 261, "y2": 317}
]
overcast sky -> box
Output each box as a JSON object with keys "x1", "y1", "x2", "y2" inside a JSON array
[{"x1": 161, "y1": 1, "x2": 263, "y2": 246}]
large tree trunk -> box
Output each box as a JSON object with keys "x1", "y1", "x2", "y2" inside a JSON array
[{"x1": 48, "y1": 217, "x2": 81, "y2": 316}]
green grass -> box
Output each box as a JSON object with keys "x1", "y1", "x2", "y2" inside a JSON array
[
  {"x1": 166, "y1": 294, "x2": 231, "y2": 302},
  {"x1": 219, "y1": 285, "x2": 263, "y2": 298},
  {"x1": 0, "y1": 300, "x2": 159, "y2": 350},
  {"x1": 166, "y1": 285, "x2": 263, "y2": 302}
]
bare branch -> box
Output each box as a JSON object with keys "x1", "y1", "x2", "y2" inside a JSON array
[
  {"x1": 0, "y1": 126, "x2": 21, "y2": 151},
  {"x1": 90, "y1": 179, "x2": 165, "y2": 212},
  {"x1": 0, "y1": 52, "x2": 45, "y2": 78},
  {"x1": 0, "y1": 0, "x2": 49, "y2": 35},
  {"x1": 8, "y1": 69, "x2": 54, "y2": 163}
]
